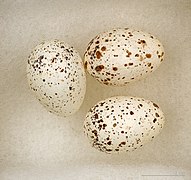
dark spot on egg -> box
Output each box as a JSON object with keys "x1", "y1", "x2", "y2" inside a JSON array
[
  {"x1": 96, "y1": 51, "x2": 102, "y2": 59},
  {"x1": 113, "y1": 67, "x2": 118, "y2": 71},
  {"x1": 113, "y1": 123, "x2": 117, "y2": 127},
  {"x1": 155, "y1": 113, "x2": 160, "y2": 117},
  {"x1": 84, "y1": 61, "x2": 87, "y2": 69},
  {"x1": 121, "y1": 142, "x2": 126, "y2": 145},
  {"x1": 101, "y1": 46, "x2": 106, "y2": 51},
  {"x1": 146, "y1": 54, "x2": 152, "y2": 58},
  {"x1": 153, "y1": 103, "x2": 159, "y2": 108},
  {"x1": 94, "y1": 113, "x2": 98, "y2": 119},
  {"x1": 135, "y1": 54, "x2": 139, "y2": 57},
  {"x1": 95, "y1": 65, "x2": 104, "y2": 72},
  {"x1": 107, "y1": 141, "x2": 112, "y2": 145},
  {"x1": 153, "y1": 118, "x2": 157, "y2": 123},
  {"x1": 130, "y1": 111, "x2": 134, "y2": 115},
  {"x1": 148, "y1": 63, "x2": 152, "y2": 67}
]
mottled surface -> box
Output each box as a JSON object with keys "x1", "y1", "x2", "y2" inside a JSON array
[
  {"x1": 84, "y1": 28, "x2": 164, "y2": 86},
  {"x1": 0, "y1": 0, "x2": 191, "y2": 179},
  {"x1": 27, "y1": 40, "x2": 86, "y2": 116},
  {"x1": 84, "y1": 96, "x2": 165, "y2": 153}
]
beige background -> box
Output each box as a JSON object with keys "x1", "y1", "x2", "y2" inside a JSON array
[{"x1": 0, "y1": 0, "x2": 191, "y2": 179}]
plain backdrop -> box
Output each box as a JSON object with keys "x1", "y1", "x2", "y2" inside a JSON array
[{"x1": 0, "y1": 0, "x2": 191, "y2": 179}]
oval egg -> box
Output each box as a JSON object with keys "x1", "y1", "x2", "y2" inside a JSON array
[
  {"x1": 84, "y1": 28, "x2": 165, "y2": 86},
  {"x1": 84, "y1": 96, "x2": 165, "y2": 153},
  {"x1": 27, "y1": 40, "x2": 86, "y2": 117}
]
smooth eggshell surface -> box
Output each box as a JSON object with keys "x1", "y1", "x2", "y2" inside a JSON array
[
  {"x1": 27, "y1": 40, "x2": 86, "y2": 117},
  {"x1": 84, "y1": 28, "x2": 164, "y2": 86},
  {"x1": 84, "y1": 96, "x2": 165, "y2": 153}
]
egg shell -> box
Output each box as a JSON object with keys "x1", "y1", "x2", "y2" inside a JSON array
[
  {"x1": 84, "y1": 28, "x2": 165, "y2": 86},
  {"x1": 27, "y1": 40, "x2": 86, "y2": 117},
  {"x1": 84, "y1": 96, "x2": 165, "y2": 153}
]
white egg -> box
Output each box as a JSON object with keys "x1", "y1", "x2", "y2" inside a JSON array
[
  {"x1": 84, "y1": 28, "x2": 164, "y2": 86},
  {"x1": 84, "y1": 96, "x2": 165, "y2": 153},
  {"x1": 27, "y1": 40, "x2": 86, "y2": 117}
]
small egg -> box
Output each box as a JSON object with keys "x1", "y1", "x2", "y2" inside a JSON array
[
  {"x1": 84, "y1": 28, "x2": 165, "y2": 86},
  {"x1": 27, "y1": 40, "x2": 86, "y2": 117},
  {"x1": 84, "y1": 96, "x2": 165, "y2": 153}
]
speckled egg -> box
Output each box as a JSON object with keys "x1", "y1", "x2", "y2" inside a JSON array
[
  {"x1": 84, "y1": 28, "x2": 164, "y2": 86},
  {"x1": 84, "y1": 96, "x2": 165, "y2": 153},
  {"x1": 27, "y1": 40, "x2": 86, "y2": 116}
]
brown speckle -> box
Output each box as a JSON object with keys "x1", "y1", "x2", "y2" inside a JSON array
[
  {"x1": 148, "y1": 63, "x2": 152, "y2": 67},
  {"x1": 103, "y1": 81, "x2": 109, "y2": 85},
  {"x1": 130, "y1": 111, "x2": 134, "y2": 115},
  {"x1": 51, "y1": 58, "x2": 56, "y2": 63},
  {"x1": 138, "y1": 40, "x2": 147, "y2": 47},
  {"x1": 113, "y1": 123, "x2": 117, "y2": 127},
  {"x1": 126, "y1": 50, "x2": 132, "y2": 57},
  {"x1": 103, "y1": 124, "x2": 107, "y2": 128},
  {"x1": 135, "y1": 54, "x2": 139, "y2": 57},
  {"x1": 96, "y1": 51, "x2": 102, "y2": 59},
  {"x1": 146, "y1": 54, "x2": 152, "y2": 58},
  {"x1": 113, "y1": 67, "x2": 118, "y2": 71},
  {"x1": 153, "y1": 103, "x2": 159, "y2": 108},
  {"x1": 101, "y1": 46, "x2": 106, "y2": 51},
  {"x1": 121, "y1": 142, "x2": 126, "y2": 145},
  {"x1": 107, "y1": 141, "x2": 112, "y2": 145},
  {"x1": 84, "y1": 61, "x2": 87, "y2": 69},
  {"x1": 95, "y1": 65, "x2": 104, "y2": 72},
  {"x1": 39, "y1": 55, "x2": 44, "y2": 60},
  {"x1": 94, "y1": 113, "x2": 98, "y2": 119},
  {"x1": 155, "y1": 113, "x2": 160, "y2": 117}
]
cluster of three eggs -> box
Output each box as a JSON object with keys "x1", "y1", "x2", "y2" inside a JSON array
[{"x1": 27, "y1": 28, "x2": 165, "y2": 153}]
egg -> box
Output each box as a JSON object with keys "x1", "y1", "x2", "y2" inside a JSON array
[
  {"x1": 84, "y1": 96, "x2": 165, "y2": 153},
  {"x1": 27, "y1": 40, "x2": 86, "y2": 117},
  {"x1": 84, "y1": 28, "x2": 164, "y2": 86}
]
